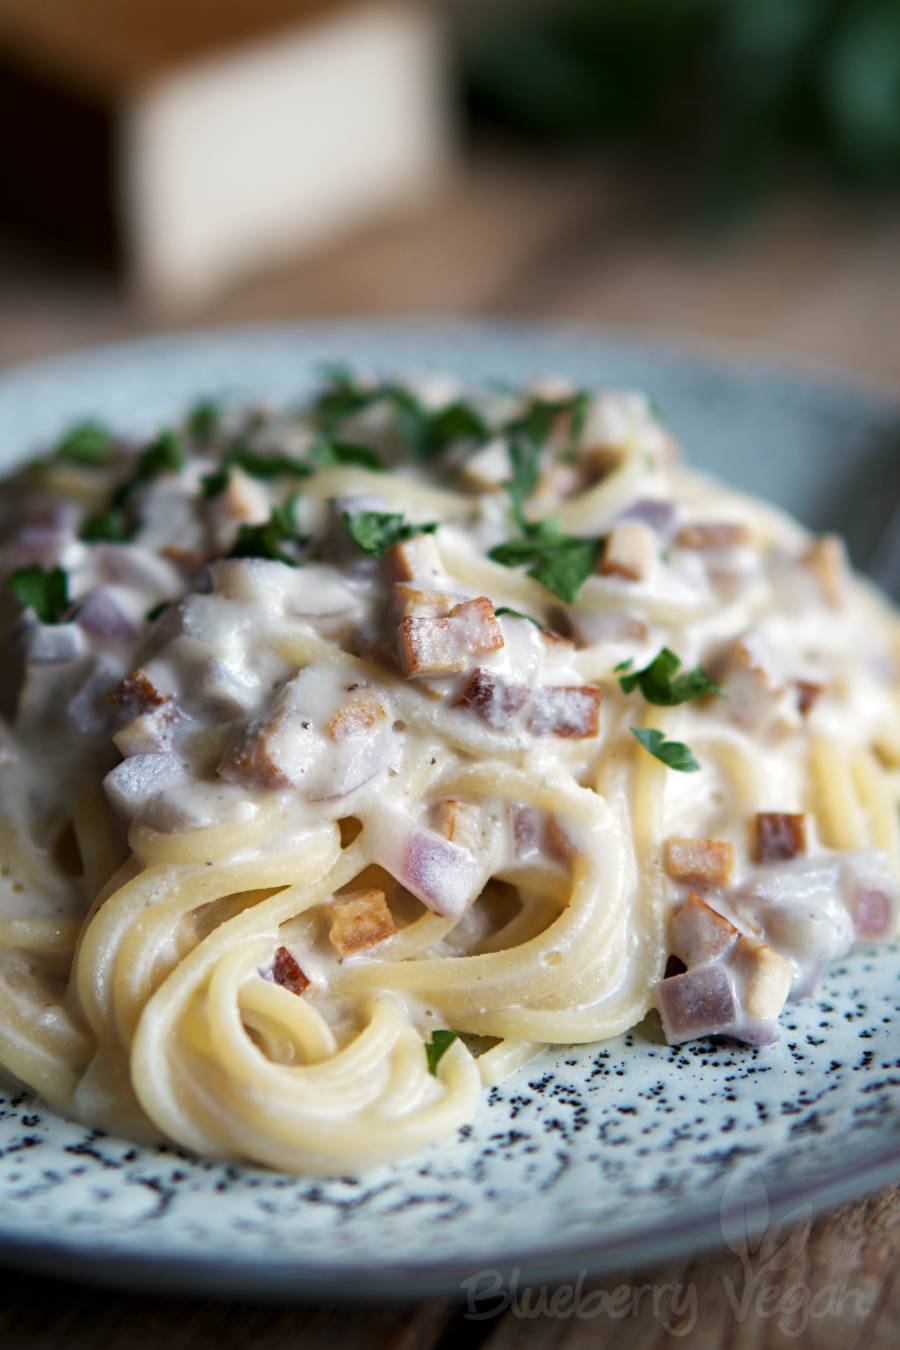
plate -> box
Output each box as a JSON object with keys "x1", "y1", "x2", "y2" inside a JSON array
[{"x1": 0, "y1": 320, "x2": 897, "y2": 1299}]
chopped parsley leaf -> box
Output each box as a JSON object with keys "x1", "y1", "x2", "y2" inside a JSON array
[
  {"x1": 309, "y1": 440, "x2": 384, "y2": 471},
  {"x1": 226, "y1": 445, "x2": 312, "y2": 480},
  {"x1": 145, "y1": 600, "x2": 170, "y2": 623},
  {"x1": 314, "y1": 370, "x2": 488, "y2": 459},
  {"x1": 200, "y1": 468, "x2": 230, "y2": 499},
  {"x1": 187, "y1": 399, "x2": 220, "y2": 444},
  {"x1": 80, "y1": 509, "x2": 134, "y2": 543},
  {"x1": 631, "y1": 727, "x2": 700, "y2": 773},
  {"x1": 489, "y1": 523, "x2": 602, "y2": 605},
  {"x1": 112, "y1": 429, "x2": 186, "y2": 507},
  {"x1": 56, "y1": 420, "x2": 115, "y2": 465},
  {"x1": 425, "y1": 1029, "x2": 459, "y2": 1075},
  {"x1": 504, "y1": 437, "x2": 542, "y2": 531},
  {"x1": 343, "y1": 510, "x2": 438, "y2": 557},
  {"x1": 7, "y1": 565, "x2": 70, "y2": 624},
  {"x1": 229, "y1": 494, "x2": 307, "y2": 567},
  {"x1": 425, "y1": 401, "x2": 489, "y2": 454},
  {"x1": 619, "y1": 647, "x2": 722, "y2": 706},
  {"x1": 495, "y1": 606, "x2": 545, "y2": 630}
]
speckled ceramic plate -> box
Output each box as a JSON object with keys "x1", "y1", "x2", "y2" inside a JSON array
[{"x1": 0, "y1": 321, "x2": 897, "y2": 1299}]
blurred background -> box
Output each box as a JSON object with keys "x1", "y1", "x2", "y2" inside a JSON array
[{"x1": 0, "y1": 0, "x2": 898, "y2": 384}]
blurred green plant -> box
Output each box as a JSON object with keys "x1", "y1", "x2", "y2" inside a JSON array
[{"x1": 463, "y1": 0, "x2": 900, "y2": 215}]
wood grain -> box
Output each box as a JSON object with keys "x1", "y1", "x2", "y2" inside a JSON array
[{"x1": 0, "y1": 151, "x2": 896, "y2": 1346}]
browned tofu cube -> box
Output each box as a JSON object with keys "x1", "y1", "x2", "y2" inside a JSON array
[
  {"x1": 526, "y1": 685, "x2": 602, "y2": 738},
  {"x1": 396, "y1": 597, "x2": 503, "y2": 678},
  {"x1": 392, "y1": 583, "x2": 457, "y2": 619},
  {"x1": 433, "y1": 799, "x2": 482, "y2": 853},
  {"x1": 261, "y1": 945, "x2": 310, "y2": 997},
  {"x1": 676, "y1": 522, "x2": 751, "y2": 550},
  {"x1": 669, "y1": 892, "x2": 739, "y2": 966},
  {"x1": 753, "y1": 813, "x2": 807, "y2": 863},
  {"x1": 460, "y1": 437, "x2": 511, "y2": 491},
  {"x1": 805, "y1": 535, "x2": 847, "y2": 607},
  {"x1": 219, "y1": 707, "x2": 315, "y2": 789},
  {"x1": 599, "y1": 522, "x2": 656, "y2": 581},
  {"x1": 107, "y1": 668, "x2": 167, "y2": 717},
  {"x1": 329, "y1": 888, "x2": 396, "y2": 956},
  {"x1": 732, "y1": 935, "x2": 793, "y2": 1020},
  {"x1": 113, "y1": 702, "x2": 176, "y2": 756},
  {"x1": 325, "y1": 689, "x2": 389, "y2": 741},
  {"x1": 664, "y1": 837, "x2": 735, "y2": 888},
  {"x1": 795, "y1": 680, "x2": 822, "y2": 716},
  {"x1": 456, "y1": 667, "x2": 530, "y2": 730},
  {"x1": 384, "y1": 533, "x2": 444, "y2": 584},
  {"x1": 657, "y1": 964, "x2": 739, "y2": 1044}
]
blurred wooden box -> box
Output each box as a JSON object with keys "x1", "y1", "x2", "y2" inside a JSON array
[{"x1": 0, "y1": 0, "x2": 453, "y2": 308}]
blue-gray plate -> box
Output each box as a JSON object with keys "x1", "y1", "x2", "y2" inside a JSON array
[{"x1": 0, "y1": 321, "x2": 896, "y2": 1299}]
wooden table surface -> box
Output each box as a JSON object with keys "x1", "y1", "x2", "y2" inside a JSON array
[{"x1": 0, "y1": 153, "x2": 897, "y2": 1346}]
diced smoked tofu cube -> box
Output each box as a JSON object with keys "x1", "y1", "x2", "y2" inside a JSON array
[
  {"x1": 753, "y1": 813, "x2": 807, "y2": 863},
  {"x1": 107, "y1": 668, "x2": 167, "y2": 717},
  {"x1": 368, "y1": 804, "x2": 482, "y2": 919},
  {"x1": 433, "y1": 799, "x2": 481, "y2": 854},
  {"x1": 664, "y1": 837, "x2": 735, "y2": 888},
  {"x1": 260, "y1": 945, "x2": 309, "y2": 996},
  {"x1": 546, "y1": 816, "x2": 575, "y2": 864},
  {"x1": 669, "y1": 892, "x2": 739, "y2": 966},
  {"x1": 732, "y1": 935, "x2": 793, "y2": 1020},
  {"x1": 392, "y1": 583, "x2": 458, "y2": 619},
  {"x1": 805, "y1": 535, "x2": 847, "y2": 607},
  {"x1": 329, "y1": 888, "x2": 396, "y2": 956},
  {"x1": 720, "y1": 635, "x2": 798, "y2": 738},
  {"x1": 526, "y1": 685, "x2": 601, "y2": 738},
  {"x1": 599, "y1": 522, "x2": 656, "y2": 582},
  {"x1": 397, "y1": 597, "x2": 503, "y2": 678},
  {"x1": 218, "y1": 467, "x2": 270, "y2": 525},
  {"x1": 460, "y1": 437, "x2": 510, "y2": 491},
  {"x1": 847, "y1": 885, "x2": 896, "y2": 939},
  {"x1": 77, "y1": 588, "x2": 137, "y2": 643},
  {"x1": 676, "y1": 522, "x2": 751, "y2": 550},
  {"x1": 384, "y1": 533, "x2": 444, "y2": 584},
  {"x1": 219, "y1": 708, "x2": 317, "y2": 789},
  {"x1": 402, "y1": 828, "x2": 480, "y2": 918},
  {"x1": 325, "y1": 689, "x2": 389, "y2": 741},
  {"x1": 795, "y1": 680, "x2": 822, "y2": 716},
  {"x1": 104, "y1": 752, "x2": 183, "y2": 816},
  {"x1": 657, "y1": 965, "x2": 739, "y2": 1044},
  {"x1": 456, "y1": 667, "x2": 530, "y2": 730},
  {"x1": 113, "y1": 702, "x2": 177, "y2": 756}
]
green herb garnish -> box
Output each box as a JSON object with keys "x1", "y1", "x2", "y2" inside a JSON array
[
  {"x1": 229, "y1": 494, "x2": 308, "y2": 567},
  {"x1": 187, "y1": 400, "x2": 220, "y2": 445},
  {"x1": 619, "y1": 647, "x2": 722, "y2": 706},
  {"x1": 80, "y1": 509, "x2": 134, "y2": 543},
  {"x1": 425, "y1": 1029, "x2": 459, "y2": 1075},
  {"x1": 495, "y1": 606, "x2": 545, "y2": 629},
  {"x1": 314, "y1": 369, "x2": 489, "y2": 459},
  {"x1": 56, "y1": 421, "x2": 115, "y2": 465},
  {"x1": 309, "y1": 440, "x2": 384, "y2": 471},
  {"x1": 343, "y1": 510, "x2": 438, "y2": 557},
  {"x1": 200, "y1": 468, "x2": 230, "y2": 499},
  {"x1": 226, "y1": 446, "x2": 312, "y2": 480},
  {"x1": 145, "y1": 600, "x2": 170, "y2": 623},
  {"x1": 489, "y1": 522, "x2": 602, "y2": 605},
  {"x1": 7, "y1": 565, "x2": 70, "y2": 624},
  {"x1": 504, "y1": 437, "x2": 542, "y2": 531},
  {"x1": 425, "y1": 401, "x2": 489, "y2": 454},
  {"x1": 631, "y1": 727, "x2": 700, "y2": 773},
  {"x1": 112, "y1": 429, "x2": 186, "y2": 507}
]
